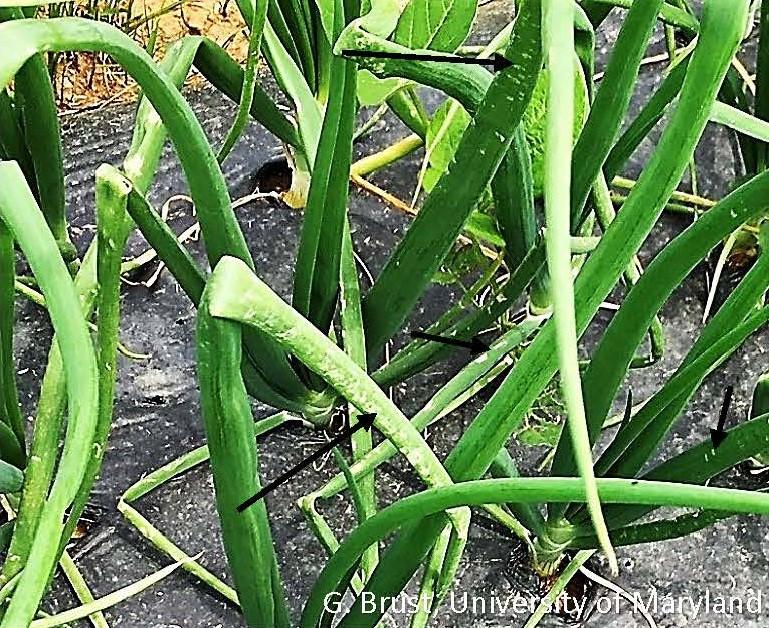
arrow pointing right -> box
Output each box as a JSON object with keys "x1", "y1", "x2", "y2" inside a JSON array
[
  {"x1": 341, "y1": 49, "x2": 513, "y2": 72},
  {"x1": 410, "y1": 330, "x2": 490, "y2": 354}
]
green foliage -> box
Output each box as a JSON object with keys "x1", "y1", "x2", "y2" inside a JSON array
[
  {"x1": 0, "y1": 162, "x2": 98, "y2": 627},
  {"x1": 523, "y1": 64, "x2": 588, "y2": 197},
  {"x1": 423, "y1": 100, "x2": 470, "y2": 192},
  {"x1": 431, "y1": 242, "x2": 492, "y2": 285},
  {"x1": 1, "y1": 1, "x2": 768, "y2": 627},
  {"x1": 516, "y1": 420, "x2": 561, "y2": 448},
  {"x1": 355, "y1": 0, "x2": 477, "y2": 105}
]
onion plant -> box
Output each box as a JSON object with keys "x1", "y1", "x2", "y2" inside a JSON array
[{"x1": 2, "y1": 0, "x2": 769, "y2": 627}]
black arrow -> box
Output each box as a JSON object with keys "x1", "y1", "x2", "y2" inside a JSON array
[
  {"x1": 410, "y1": 330, "x2": 489, "y2": 354},
  {"x1": 619, "y1": 389, "x2": 633, "y2": 430},
  {"x1": 236, "y1": 413, "x2": 376, "y2": 512},
  {"x1": 341, "y1": 49, "x2": 512, "y2": 72},
  {"x1": 710, "y1": 386, "x2": 734, "y2": 449}
]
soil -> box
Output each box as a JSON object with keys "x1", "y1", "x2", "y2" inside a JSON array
[
  {"x1": 48, "y1": 0, "x2": 250, "y2": 110},
  {"x1": 7, "y1": 3, "x2": 769, "y2": 628}
]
